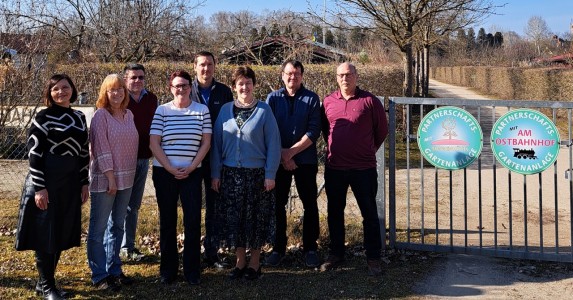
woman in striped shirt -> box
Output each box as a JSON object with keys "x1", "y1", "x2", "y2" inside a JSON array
[{"x1": 149, "y1": 70, "x2": 211, "y2": 286}]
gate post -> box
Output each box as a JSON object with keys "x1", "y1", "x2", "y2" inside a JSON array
[{"x1": 387, "y1": 98, "x2": 397, "y2": 248}]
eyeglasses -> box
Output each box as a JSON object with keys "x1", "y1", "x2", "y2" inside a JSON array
[
  {"x1": 128, "y1": 75, "x2": 145, "y2": 80},
  {"x1": 336, "y1": 73, "x2": 355, "y2": 78},
  {"x1": 283, "y1": 72, "x2": 302, "y2": 78},
  {"x1": 171, "y1": 84, "x2": 190, "y2": 90},
  {"x1": 107, "y1": 88, "x2": 125, "y2": 94}
]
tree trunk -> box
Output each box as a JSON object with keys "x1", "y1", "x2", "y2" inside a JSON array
[
  {"x1": 403, "y1": 42, "x2": 415, "y2": 97},
  {"x1": 422, "y1": 45, "x2": 430, "y2": 97},
  {"x1": 416, "y1": 50, "x2": 421, "y2": 96}
]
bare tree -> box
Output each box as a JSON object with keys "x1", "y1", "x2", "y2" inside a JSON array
[
  {"x1": 319, "y1": 0, "x2": 499, "y2": 96},
  {"x1": 524, "y1": 16, "x2": 551, "y2": 56},
  {"x1": 3, "y1": 0, "x2": 203, "y2": 62},
  {"x1": 211, "y1": 9, "x2": 320, "y2": 65},
  {"x1": 0, "y1": 17, "x2": 54, "y2": 159}
]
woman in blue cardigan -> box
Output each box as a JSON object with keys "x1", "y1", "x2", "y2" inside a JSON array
[{"x1": 211, "y1": 66, "x2": 281, "y2": 280}]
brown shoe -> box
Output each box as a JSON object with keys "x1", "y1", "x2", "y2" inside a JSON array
[
  {"x1": 367, "y1": 259, "x2": 382, "y2": 276},
  {"x1": 319, "y1": 255, "x2": 345, "y2": 272}
]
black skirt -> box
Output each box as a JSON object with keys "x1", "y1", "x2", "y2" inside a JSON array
[
  {"x1": 213, "y1": 166, "x2": 275, "y2": 249},
  {"x1": 15, "y1": 155, "x2": 83, "y2": 253}
]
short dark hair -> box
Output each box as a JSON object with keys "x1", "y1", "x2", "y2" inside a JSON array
[
  {"x1": 281, "y1": 60, "x2": 304, "y2": 74},
  {"x1": 194, "y1": 51, "x2": 216, "y2": 65},
  {"x1": 43, "y1": 74, "x2": 78, "y2": 107},
  {"x1": 123, "y1": 63, "x2": 145, "y2": 74},
  {"x1": 169, "y1": 70, "x2": 192, "y2": 86},
  {"x1": 232, "y1": 66, "x2": 256, "y2": 86}
]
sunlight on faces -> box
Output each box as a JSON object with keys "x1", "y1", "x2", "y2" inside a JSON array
[
  {"x1": 124, "y1": 70, "x2": 145, "y2": 95},
  {"x1": 195, "y1": 55, "x2": 215, "y2": 84},
  {"x1": 234, "y1": 76, "x2": 254, "y2": 102},
  {"x1": 282, "y1": 63, "x2": 303, "y2": 92},
  {"x1": 50, "y1": 79, "x2": 72, "y2": 107},
  {"x1": 336, "y1": 63, "x2": 357, "y2": 91},
  {"x1": 170, "y1": 76, "x2": 191, "y2": 99},
  {"x1": 106, "y1": 86, "x2": 125, "y2": 109}
]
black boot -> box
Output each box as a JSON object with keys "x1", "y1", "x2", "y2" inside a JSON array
[{"x1": 36, "y1": 251, "x2": 66, "y2": 300}]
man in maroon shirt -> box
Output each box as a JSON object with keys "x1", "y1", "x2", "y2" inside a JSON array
[
  {"x1": 320, "y1": 62, "x2": 388, "y2": 276},
  {"x1": 120, "y1": 64, "x2": 158, "y2": 262}
]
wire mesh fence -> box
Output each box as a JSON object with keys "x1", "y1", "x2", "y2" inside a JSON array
[{"x1": 0, "y1": 130, "x2": 366, "y2": 241}]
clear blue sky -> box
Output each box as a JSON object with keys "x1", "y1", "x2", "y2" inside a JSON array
[{"x1": 194, "y1": 0, "x2": 573, "y2": 37}]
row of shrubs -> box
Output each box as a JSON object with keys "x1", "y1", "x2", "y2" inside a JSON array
[
  {"x1": 52, "y1": 62, "x2": 404, "y2": 104},
  {"x1": 431, "y1": 66, "x2": 573, "y2": 101}
]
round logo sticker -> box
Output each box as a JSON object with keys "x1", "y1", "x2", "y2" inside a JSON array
[
  {"x1": 418, "y1": 106, "x2": 483, "y2": 170},
  {"x1": 491, "y1": 108, "x2": 560, "y2": 175}
]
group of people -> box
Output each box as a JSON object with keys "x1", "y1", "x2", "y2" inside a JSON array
[{"x1": 15, "y1": 51, "x2": 388, "y2": 299}]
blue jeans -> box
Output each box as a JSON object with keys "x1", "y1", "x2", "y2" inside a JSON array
[
  {"x1": 87, "y1": 188, "x2": 132, "y2": 283},
  {"x1": 152, "y1": 166, "x2": 202, "y2": 281},
  {"x1": 121, "y1": 159, "x2": 149, "y2": 251},
  {"x1": 324, "y1": 167, "x2": 381, "y2": 260}
]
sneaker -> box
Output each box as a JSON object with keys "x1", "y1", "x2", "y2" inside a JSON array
[
  {"x1": 114, "y1": 273, "x2": 134, "y2": 285},
  {"x1": 367, "y1": 259, "x2": 383, "y2": 276},
  {"x1": 265, "y1": 251, "x2": 284, "y2": 266},
  {"x1": 93, "y1": 276, "x2": 121, "y2": 292},
  {"x1": 123, "y1": 248, "x2": 145, "y2": 261},
  {"x1": 204, "y1": 255, "x2": 229, "y2": 269},
  {"x1": 304, "y1": 251, "x2": 320, "y2": 268},
  {"x1": 319, "y1": 255, "x2": 345, "y2": 272}
]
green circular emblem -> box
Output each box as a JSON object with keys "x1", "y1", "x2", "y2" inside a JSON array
[
  {"x1": 491, "y1": 108, "x2": 560, "y2": 175},
  {"x1": 418, "y1": 106, "x2": 483, "y2": 170}
]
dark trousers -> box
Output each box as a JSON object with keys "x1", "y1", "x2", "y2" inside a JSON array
[
  {"x1": 201, "y1": 158, "x2": 218, "y2": 259},
  {"x1": 153, "y1": 166, "x2": 202, "y2": 281},
  {"x1": 324, "y1": 167, "x2": 381, "y2": 260},
  {"x1": 274, "y1": 164, "x2": 319, "y2": 254},
  {"x1": 35, "y1": 250, "x2": 61, "y2": 290}
]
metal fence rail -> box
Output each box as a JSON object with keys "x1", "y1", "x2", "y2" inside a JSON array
[{"x1": 388, "y1": 97, "x2": 573, "y2": 262}]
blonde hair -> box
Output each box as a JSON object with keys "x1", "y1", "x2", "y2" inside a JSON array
[{"x1": 96, "y1": 74, "x2": 129, "y2": 112}]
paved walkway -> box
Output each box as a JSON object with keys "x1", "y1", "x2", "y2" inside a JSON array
[
  {"x1": 429, "y1": 79, "x2": 492, "y2": 100},
  {"x1": 411, "y1": 79, "x2": 573, "y2": 300}
]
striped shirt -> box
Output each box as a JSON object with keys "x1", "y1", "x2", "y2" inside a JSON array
[{"x1": 150, "y1": 101, "x2": 212, "y2": 168}]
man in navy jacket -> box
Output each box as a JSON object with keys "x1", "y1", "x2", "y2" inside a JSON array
[{"x1": 265, "y1": 60, "x2": 322, "y2": 268}]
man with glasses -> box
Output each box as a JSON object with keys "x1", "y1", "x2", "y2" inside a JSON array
[
  {"x1": 120, "y1": 63, "x2": 158, "y2": 261},
  {"x1": 265, "y1": 60, "x2": 321, "y2": 268},
  {"x1": 320, "y1": 62, "x2": 388, "y2": 276},
  {"x1": 190, "y1": 51, "x2": 233, "y2": 268}
]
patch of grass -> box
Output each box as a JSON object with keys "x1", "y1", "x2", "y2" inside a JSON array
[{"x1": 1, "y1": 199, "x2": 437, "y2": 299}]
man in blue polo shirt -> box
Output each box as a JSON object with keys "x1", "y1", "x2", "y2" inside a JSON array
[{"x1": 265, "y1": 60, "x2": 321, "y2": 268}]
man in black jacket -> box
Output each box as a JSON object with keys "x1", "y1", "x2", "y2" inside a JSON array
[{"x1": 190, "y1": 51, "x2": 234, "y2": 268}]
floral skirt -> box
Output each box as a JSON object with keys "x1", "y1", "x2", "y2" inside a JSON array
[{"x1": 213, "y1": 166, "x2": 275, "y2": 249}]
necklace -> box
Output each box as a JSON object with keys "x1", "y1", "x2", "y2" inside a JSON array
[{"x1": 234, "y1": 99, "x2": 258, "y2": 109}]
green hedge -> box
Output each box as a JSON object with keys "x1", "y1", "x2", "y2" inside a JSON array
[
  {"x1": 431, "y1": 66, "x2": 573, "y2": 101},
  {"x1": 55, "y1": 62, "x2": 404, "y2": 104}
]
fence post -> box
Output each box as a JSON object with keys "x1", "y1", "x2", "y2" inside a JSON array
[
  {"x1": 388, "y1": 98, "x2": 397, "y2": 249},
  {"x1": 375, "y1": 96, "x2": 388, "y2": 251}
]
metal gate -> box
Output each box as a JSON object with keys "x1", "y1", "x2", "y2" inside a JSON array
[{"x1": 386, "y1": 97, "x2": 573, "y2": 262}]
